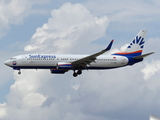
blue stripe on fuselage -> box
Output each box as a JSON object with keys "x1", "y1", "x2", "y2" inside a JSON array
[
  {"x1": 126, "y1": 57, "x2": 143, "y2": 65},
  {"x1": 113, "y1": 53, "x2": 141, "y2": 57},
  {"x1": 12, "y1": 66, "x2": 122, "y2": 70}
]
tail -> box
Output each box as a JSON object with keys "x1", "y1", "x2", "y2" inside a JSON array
[
  {"x1": 113, "y1": 30, "x2": 147, "y2": 57},
  {"x1": 113, "y1": 30, "x2": 154, "y2": 65},
  {"x1": 125, "y1": 29, "x2": 147, "y2": 55}
]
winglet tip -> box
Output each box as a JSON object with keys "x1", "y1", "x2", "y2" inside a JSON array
[{"x1": 105, "y1": 39, "x2": 114, "y2": 51}]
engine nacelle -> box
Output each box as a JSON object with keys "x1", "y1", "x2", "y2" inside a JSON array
[
  {"x1": 57, "y1": 62, "x2": 72, "y2": 70},
  {"x1": 50, "y1": 69, "x2": 67, "y2": 74}
]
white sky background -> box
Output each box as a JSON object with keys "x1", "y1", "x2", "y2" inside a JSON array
[{"x1": 0, "y1": 0, "x2": 160, "y2": 120}]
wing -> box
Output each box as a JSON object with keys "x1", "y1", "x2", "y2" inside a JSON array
[{"x1": 72, "y1": 40, "x2": 114, "y2": 69}]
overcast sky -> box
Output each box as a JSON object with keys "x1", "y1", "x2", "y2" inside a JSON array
[{"x1": 0, "y1": 0, "x2": 160, "y2": 120}]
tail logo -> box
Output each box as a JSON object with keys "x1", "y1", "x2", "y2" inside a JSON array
[{"x1": 127, "y1": 36, "x2": 145, "y2": 49}]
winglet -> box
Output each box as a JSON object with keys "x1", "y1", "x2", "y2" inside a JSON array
[{"x1": 105, "y1": 39, "x2": 114, "y2": 51}]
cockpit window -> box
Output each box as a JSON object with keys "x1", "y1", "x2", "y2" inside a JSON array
[{"x1": 10, "y1": 58, "x2": 16, "y2": 60}]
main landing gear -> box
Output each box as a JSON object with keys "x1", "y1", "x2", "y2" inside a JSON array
[{"x1": 73, "y1": 70, "x2": 82, "y2": 77}]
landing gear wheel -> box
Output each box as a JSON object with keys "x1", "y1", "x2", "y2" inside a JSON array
[
  {"x1": 77, "y1": 70, "x2": 82, "y2": 75},
  {"x1": 18, "y1": 71, "x2": 21, "y2": 75},
  {"x1": 73, "y1": 72, "x2": 78, "y2": 77}
]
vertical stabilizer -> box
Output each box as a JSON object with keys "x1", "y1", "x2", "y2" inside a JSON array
[
  {"x1": 125, "y1": 30, "x2": 147, "y2": 54},
  {"x1": 113, "y1": 30, "x2": 147, "y2": 57}
]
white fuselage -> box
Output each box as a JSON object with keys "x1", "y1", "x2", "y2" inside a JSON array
[{"x1": 5, "y1": 54, "x2": 129, "y2": 70}]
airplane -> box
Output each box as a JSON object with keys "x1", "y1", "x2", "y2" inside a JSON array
[{"x1": 4, "y1": 30, "x2": 154, "y2": 77}]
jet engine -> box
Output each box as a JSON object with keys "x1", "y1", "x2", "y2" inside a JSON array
[{"x1": 57, "y1": 62, "x2": 72, "y2": 70}]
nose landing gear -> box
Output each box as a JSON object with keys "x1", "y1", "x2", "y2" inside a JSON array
[
  {"x1": 13, "y1": 68, "x2": 21, "y2": 75},
  {"x1": 18, "y1": 70, "x2": 21, "y2": 75}
]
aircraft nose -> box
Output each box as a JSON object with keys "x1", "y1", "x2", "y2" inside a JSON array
[{"x1": 4, "y1": 60, "x2": 11, "y2": 66}]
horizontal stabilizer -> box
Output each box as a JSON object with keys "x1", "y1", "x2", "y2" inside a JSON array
[{"x1": 132, "y1": 52, "x2": 154, "y2": 59}]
